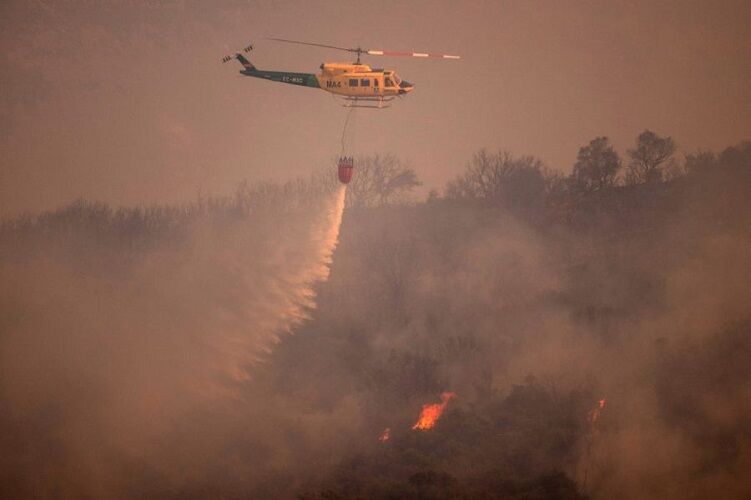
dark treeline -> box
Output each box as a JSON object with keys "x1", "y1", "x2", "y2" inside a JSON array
[{"x1": 1, "y1": 137, "x2": 750, "y2": 499}]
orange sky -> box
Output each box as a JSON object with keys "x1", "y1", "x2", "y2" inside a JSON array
[{"x1": 1, "y1": 0, "x2": 749, "y2": 215}]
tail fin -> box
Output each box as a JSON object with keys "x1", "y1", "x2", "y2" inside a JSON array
[{"x1": 221, "y1": 43, "x2": 256, "y2": 71}]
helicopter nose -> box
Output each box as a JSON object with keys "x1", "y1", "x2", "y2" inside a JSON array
[{"x1": 399, "y1": 80, "x2": 414, "y2": 94}]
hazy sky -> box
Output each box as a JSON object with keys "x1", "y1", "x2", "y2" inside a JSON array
[{"x1": 1, "y1": 0, "x2": 749, "y2": 215}]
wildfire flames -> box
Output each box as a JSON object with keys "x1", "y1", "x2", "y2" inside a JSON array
[
  {"x1": 582, "y1": 398, "x2": 607, "y2": 488},
  {"x1": 379, "y1": 428, "x2": 391, "y2": 442},
  {"x1": 587, "y1": 399, "x2": 606, "y2": 424},
  {"x1": 412, "y1": 392, "x2": 457, "y2": 431}
]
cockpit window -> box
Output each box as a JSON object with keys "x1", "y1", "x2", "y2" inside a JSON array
[
  {"x1": 385, "y1": 77, "x2": 394, "y2": 87},
  {"x1": 393, "y1": 74, "x2": 402, "y2": 85}
]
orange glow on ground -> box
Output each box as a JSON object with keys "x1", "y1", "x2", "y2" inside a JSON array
[
  {"x1": 379, "y1": 427, "x2": 391, "y2": 442},
  {"x1": 412, "y1": 392, "x2": 456, "y2": 431}
]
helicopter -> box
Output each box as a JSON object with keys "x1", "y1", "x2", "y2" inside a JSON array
[{"x1": 222, "y1": 38, "x2": 460, "y2": 108}]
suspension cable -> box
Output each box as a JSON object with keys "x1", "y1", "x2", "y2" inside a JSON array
[{"x1": 340, "y1": 106, "x2": 355, "y2": 156}]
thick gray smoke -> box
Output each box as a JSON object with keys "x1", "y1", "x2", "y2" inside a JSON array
[
  {"x1": 0, "y1": 185, "x2": 347, "y2": 497},
  {"x1": 2, "y1": 152, "x2": 750, "y2": 499},
  {"x1": 281, "y1": 156, "x2": 751, "y2": 499}
]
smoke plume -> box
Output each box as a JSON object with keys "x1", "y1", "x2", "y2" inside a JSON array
[{"x1": 0, "y1": 184, "x2": 347, "y2": 498}]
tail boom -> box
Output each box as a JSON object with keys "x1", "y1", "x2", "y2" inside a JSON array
[
  {"x1": 222, "y1": 43, "x2": 320, "y2": 89},
  {"x1": 235, "y1": 54, "x2": 257, "y2": 71},
  {"x1": 241, "y1": 69, "x2": 320, "y2": 89}
]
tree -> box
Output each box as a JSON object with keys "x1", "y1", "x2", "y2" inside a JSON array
[
  {"x1": 684, "y1": 150, "x2": 716, "y2": 174},
  {"x1": 570, "y1": 137, "x2": 621, "y2": 193},
  {"x1": 626, "y1": 130, "x2": 676, "y2": 184},
  {"x1": 445, "y1": 150, "x2": 548, "y2": 213},
  {"x1": 718, "y1": 141, "x2": 751, "y2": 169},
  {"x1": 308, "y1": 154, "x2": 421, "y2": 208},
  {"x1": 346, "y1": 154, "x2": 421, "y2": 208}
]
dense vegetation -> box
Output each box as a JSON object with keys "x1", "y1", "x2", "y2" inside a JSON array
[{"x1": 1, "y1": 135, "x2": 750, "y2": 499}]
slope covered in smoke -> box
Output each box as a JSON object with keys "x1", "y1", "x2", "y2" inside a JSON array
[
  {"x1": 1, "y1": 144, "x2": 750, "y2": 499},
  {"x1": 280, "y1": 145, "x2": 751, "y2": 499},
  {"x1": 0, "y1": 182, "x2": 346, "y2": 498}
]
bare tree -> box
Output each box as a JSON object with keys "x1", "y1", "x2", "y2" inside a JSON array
[
  {"x1": 626, "y1": 130, "x2": 676, "y2": 184},
  {"x1": 445, "y1": 149, "x2": 548, "y2": 213},
  {"x1": 570, "y1": 137, "x2": 621, "y2": 193},
  {"x1": 306, "y1": 154, "x2": 420, "y2": 208},
  {"x1": 346, "y1": 154, "x2": 421, "y2": 208}
]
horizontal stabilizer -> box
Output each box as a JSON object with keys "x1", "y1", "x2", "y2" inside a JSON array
[{"x1": 221, "y1": 43, "x2": 256, "y2": 70}]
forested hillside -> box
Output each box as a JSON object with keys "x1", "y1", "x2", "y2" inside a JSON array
[{"x1": 1, "y1": 138, "x2": 750, "y2": 499}]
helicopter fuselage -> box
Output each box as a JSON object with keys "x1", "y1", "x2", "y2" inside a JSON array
[{"x1": 239, "y1": 62, "x2": 414, "y2": 98}]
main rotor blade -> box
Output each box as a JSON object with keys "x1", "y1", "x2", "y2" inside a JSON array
[
  {"x1": 266, "y1": 37, "x2": 356, "y2": 53},
  {"x1": 366, "y1": 49, "x2": 460, "y2": 59},
  {"x1": 266, "y1": 37, "x2": 460, "y2": 60}
]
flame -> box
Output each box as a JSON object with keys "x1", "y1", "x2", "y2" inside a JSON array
[
  {"x1": 582, "y1": 399, "x2": 606, "y2": 490},
  {"x1": 379, "y1": 427, "x2": 391, "y2": 442},
  {"x1": 412, "y1": 392, "x2": 456, "y2": 431},
  {"x1": 587, "y1": 398, "x2": 606, "y2": 424}
]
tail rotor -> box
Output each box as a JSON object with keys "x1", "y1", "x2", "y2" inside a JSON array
[{"x1": 221, "y1": 43, "x2": 254, "y2": 64}]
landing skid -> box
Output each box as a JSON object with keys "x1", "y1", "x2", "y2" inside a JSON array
[{"x1": 340, "y1": 96, "x2": 395, "y2": 109}]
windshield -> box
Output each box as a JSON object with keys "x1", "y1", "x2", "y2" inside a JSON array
[{"x1": 392, "y1": 73, "x2": 402, "y2": 86}]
